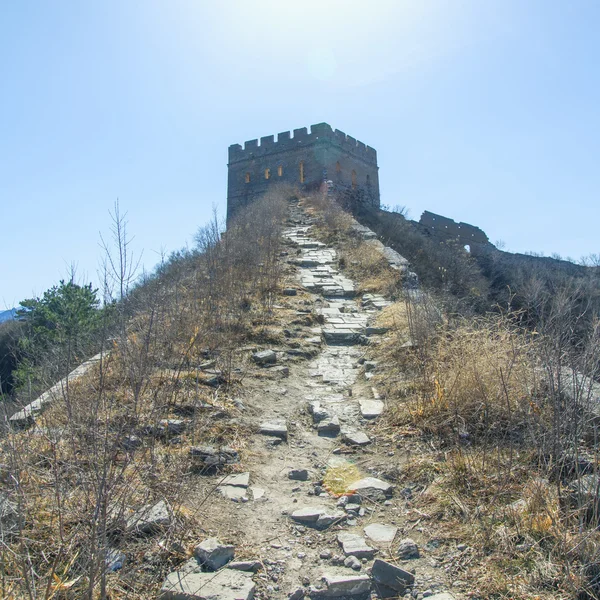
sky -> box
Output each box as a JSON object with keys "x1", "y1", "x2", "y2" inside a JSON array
[{"x1": 1, "y1": 1, "x2": 599, "y2": 307}]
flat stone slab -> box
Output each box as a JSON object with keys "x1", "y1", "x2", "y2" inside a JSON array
[
  {"x1": 322, "y1": 329, "x2": 361, "y2": 345},
  {"x1": 259, "y1": 420, "x2": 288, "y2": 440},
  {"x1": 159, "y1": 569, "x2": 254, "y2": 600},
  {"x1": 425, "y1": 594, "x2": 456, "y2": 600},
  {"x1": 347, "y1": 477, "x2": 393, "y2": 501},
  {"x1": 358, "y1": 399, "x2": 384, "y2": 419},
  {"x1": 364, "y1": 523, "x2": 398, "y2": 544},
  {"x1": 127, "y1": 500, "x2": 171, "y2": 534},
  {"x1": 252, "y1": 350, "x2": 277, "y2": 365},
  {"x1": 321, "y1": 573, "x2": 371, "y2": 596},
  {"x1": 250, "y1": 486, "x2": 265, "y2": 500},
  {"x1": 316, "y1": 510, "x2": 346, "y2": 528},
  {"x1": 218, "y1": 485, "x2": 247, "y2": 500},
  {"x1": 290, "y1": 507, "x2": 326, "y2": 523},
  {"x1": 371, "y1": 559, "x2": 415, "y2": 592},
  {"x1": 342, "y1": 431, "x2": 371, "y2": 446},
  {"x1": 317, "y1": 416, "x2": 341, "y2": 436},
  {"x1": 337, "y1": 532, "x2": 376, "y2": 559}
]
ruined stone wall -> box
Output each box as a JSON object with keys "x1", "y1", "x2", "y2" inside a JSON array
[
  {"x1": 227, "y1": 123, "x2": 379, "y2": 220},
  {"x1": 419, "y1": 211, "x2": 489, "y2": 245}
]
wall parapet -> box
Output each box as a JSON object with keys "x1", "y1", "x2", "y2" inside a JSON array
[
  {"x1": 420, "y1": 211, "x2": 489, "y2": 244},
  {"x1": 228, "y1": 122, "x2": 377, "y2": 165}
]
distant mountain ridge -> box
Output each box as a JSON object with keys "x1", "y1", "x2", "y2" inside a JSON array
[{"x1": 0, "y1": 308, "x2": 17, "y2": 324}]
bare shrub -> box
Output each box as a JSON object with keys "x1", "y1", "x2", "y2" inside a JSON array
[{"x1": 0, "y1": 185, "x2": 294, "y2": 599}]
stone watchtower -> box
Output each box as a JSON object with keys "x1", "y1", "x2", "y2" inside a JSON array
[{"x1": 227, "y1": 123, "x2": 380, "y2": 220}]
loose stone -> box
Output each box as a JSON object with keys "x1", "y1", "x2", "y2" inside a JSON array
[
  {"x1": 289, "y1": 469, "x2": 309, "y2": 481},
  {"x1": 126, "y1": 500, "x2": 171, "y2": 534},
  {"x1": 337, "y1": 532, "x2": 376, "y2": 559},
  {"x1": 364, "y1": 523, "x2": 398, "y2": 544},
  {"x1": 194, "y1": 537, "x2": 235, "y2": 571},
  {"x1": 159, "y1": 569, "x2": 254, "y2": 600},
  {"x1": 348, "y1": 477, "x2": 393, "y2": 502},
  {"x1": 259, "y1": 420, "x2": 288, "y2": 440},
  {"x1": 344, "y1": 555, "x2": 362, "y2": 570},
  {"x1": 397, "y1": 538, "x2": 420, "y2": 559},
  {"x1": 371, "y1": 558, "x2": 415, "y2": 592},
  {"x1": 252, "y1": 350, "x2": 277, "y2": 365},
  {"x1": 321, "y1": 574, "x2": 371, "y2": 596}
]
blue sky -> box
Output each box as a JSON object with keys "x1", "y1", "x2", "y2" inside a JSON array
[{"x1": 2, "y1": 1, "x2": 599, "y2": 307}]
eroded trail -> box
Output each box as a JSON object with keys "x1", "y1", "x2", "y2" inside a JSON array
[{"x1": 166, "y1": 201, "x2": 454, "y2": 600}]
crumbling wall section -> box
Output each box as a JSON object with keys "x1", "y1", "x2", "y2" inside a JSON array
[{"x1": 419, "y1": 211, "x2": 489, "y2": 245}]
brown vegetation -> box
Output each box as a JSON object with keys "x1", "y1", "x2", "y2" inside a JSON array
[{"x1": 0, "y1": 186, "x2": 297, "y2": 599}]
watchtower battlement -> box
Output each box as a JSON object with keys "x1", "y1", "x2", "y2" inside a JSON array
[
  {"x1": 228, "y1": 123, "x2": 377, "y2": 166},
  {"x1": 227, "y1": 122, "x2": 380, "y2": 220}
]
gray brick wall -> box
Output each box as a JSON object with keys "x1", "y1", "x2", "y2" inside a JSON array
[{"x1": 227, "y1": 123, "x2": 380, "y2": 220}]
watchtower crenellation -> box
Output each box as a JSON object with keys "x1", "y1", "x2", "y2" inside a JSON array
[{"x1": 227, "y1": 122, "x2": 380, "y2": 219}]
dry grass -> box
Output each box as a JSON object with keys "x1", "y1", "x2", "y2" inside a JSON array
[{"x1": 0, "y1": 188, "x2": 300, "y2": 599}]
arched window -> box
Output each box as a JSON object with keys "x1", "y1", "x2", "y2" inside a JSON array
[
  {"x1": 245, "y1": 172, "x2": 251, "y2": 183},
  {"x1": 351, "y1": 170, "x2": 357, "y2": 189},
  {"x1": 265, "y1": 168, "x2": 271, "y2": 180},
  {"x1": 278, "y1": 165, "x2": 283, "y2": 177},
  {"x1": 299, "y1": 161, "x2": 305, "y2": 183}
]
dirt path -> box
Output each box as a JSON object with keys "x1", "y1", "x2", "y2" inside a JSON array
[{"x1": 175, "y1": 201, "x2": 457, "y2": 600}]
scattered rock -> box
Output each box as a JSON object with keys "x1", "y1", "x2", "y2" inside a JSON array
[
  {"x1": 358, "y1": 398, "x2": 384, "y2": 419},
  {"x1": 364, "y1": 523, "x2": 398, "y2": 544},
  {"x1": 283, "y1": 288, "x2": 298, "y2": 296},
  {"x1": 127, "y1": 500, "x2": 171, "y2": 534},
  {"x1": 189, "y1": 446, "x2": 239, "y2": 470},
  {"x1": 194, "y1": 538, "x2": 235, "y2": 571},
  {"x1": 289, "y1": 469, "x2": 309, "y2": 481},
  {"x1": 371, "y1": 558, "x2": 415, "y2": 593},
  {"x1": 289, "y1": 587, "x2": 305, "y2": 600},
  {"x1": 308, "y1": 401, "x2": 330, "y2": 423},
  {"x1": 105, "y1": 548, "x2": 125, "y2": 572},
  {"x1": 252, "y1": 350, "x2": 277, "y2": 365},
  {"x1": 317, "y1": 416, "x2": 341, "y2": 436},
  {"x1": 158, "y1": 419, "x2": 186, "y2": 437},
  {"x1": 218, "y1": 486, "x2": 247, "y2": 501},
  {"x1": 321, "y1": 574, "x2": 371, "y2": 596},
  {"x1": 259, "y1": 420, "x2": 288, "y2": 440},
  {"x1": 0, "y1": 493, "x2": 20, "y2": 537},
  {"x1": 227, "y1": 560, "x2": 261, "y2": 572},
  {"x1": 565, "y1": 475, "x2": 600, "y2": 524},
  {"x1": 250, "y1": 486, "x2": 265, "y2": 500},
  {"x1": 159, "y1": 569, "x2": 254, "y2": 600},
  {"x1": 348, "y1": 477, "x2": 393, "y2": 502},
  {"x1": 320, "y1": 549, "x2": 333, "y2": 559},
  {"x1": 291, "y1": 507, "x2": 326, "y2": 524},
  {"x1": 344, "y1": 556, "x2": 362, "y2": 571},
  {"x1": 316, "y1": 511, "x2": 346, "y2": 528},
  {"x1": 397, "y1": 538, "x2": 419, "y2": 559},
  {"x1": 337, "y1": 532, "x2": 376, "y2": 559},
  {"x1": 342, "y1": 431, "x2": 371, "y2": 446},
  {"x1": 424, "y1": 594, "x2": 456, "y2": 600}
]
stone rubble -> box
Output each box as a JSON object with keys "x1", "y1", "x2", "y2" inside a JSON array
[{"x1": 194, "y1": 537, "x2": 235, "y2": 571}]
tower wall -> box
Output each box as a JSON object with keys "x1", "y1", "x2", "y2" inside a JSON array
[{"x1": 227, "y1": 123, "x2": 379, "y2": 220}]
